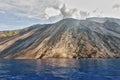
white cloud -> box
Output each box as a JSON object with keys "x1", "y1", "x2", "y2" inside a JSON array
[
  {"x1": 1, "y1": 0, "x2": 120, "y2": 22},
  {"x1": 0, "y1": 0, "x2": 62, "y2": 20},
  {"x1": 1, "y1": 0, "x2": 102, "y2": 21},
  {"x1": 0, "y1": 0, "x2": 91, "y2": 20},
  {"x1": 45, "y1": 7, "x2": 61, "y2": 19}
]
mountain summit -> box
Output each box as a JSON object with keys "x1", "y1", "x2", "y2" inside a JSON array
[{"x1": 0, "y1": 18, "x2": 120, "y2": 59}]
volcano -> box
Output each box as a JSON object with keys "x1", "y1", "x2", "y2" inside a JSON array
[{"x1": 0, "y1": 18, "x2": 120, "y2": 59}]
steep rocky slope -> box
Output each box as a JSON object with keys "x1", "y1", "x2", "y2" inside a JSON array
[{"x1": 0, "y1": 18, "x2": 120, "y2": 59}]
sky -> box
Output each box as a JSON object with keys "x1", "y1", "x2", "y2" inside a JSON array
[{"x1": 0, "y1": 0, "x2": 120, "y2": 31}]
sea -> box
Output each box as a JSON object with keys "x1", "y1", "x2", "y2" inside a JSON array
[{"x1": 0, "y1": 59, "x2": 120, "y2": 80}]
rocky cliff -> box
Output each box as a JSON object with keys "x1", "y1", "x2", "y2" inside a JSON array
[{"x1": 0, "y1": 18, "x2": 120, "y2": 59}]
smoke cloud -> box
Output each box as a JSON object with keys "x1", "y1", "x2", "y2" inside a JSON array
[
  {"x1": 49, "y1": 4, "x2": 89, "y2": 19},
  {"x1": 80, "y1": 11, "x2": 90, "y2": 19},
  {"x1": 0, "y1": 0, "x2": 106, "y2": 21}
]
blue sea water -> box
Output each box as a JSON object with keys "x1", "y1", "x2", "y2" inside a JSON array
[{"x1": 0, "y1": 59, "x2": 120, "y2": 80}]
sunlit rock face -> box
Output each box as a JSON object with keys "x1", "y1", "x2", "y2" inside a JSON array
[{"x1": 0, "y1": 18, "x2": 120, "y2": 59}]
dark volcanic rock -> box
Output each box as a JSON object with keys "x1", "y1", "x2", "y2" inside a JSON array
[{"x1": 0, "y1": 18, "x2": 120, "y2": 59}]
